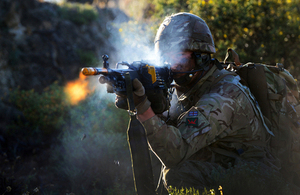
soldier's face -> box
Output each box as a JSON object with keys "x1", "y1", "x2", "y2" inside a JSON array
[{"x1": 164, "y1": 51, "x2": 195, "y2": 78}]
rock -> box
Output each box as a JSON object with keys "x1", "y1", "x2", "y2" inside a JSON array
[{"x1": 4, "y1": 2, "x2": 26, "y2": 41}]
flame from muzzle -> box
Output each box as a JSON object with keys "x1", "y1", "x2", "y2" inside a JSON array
[{"x1": 64, "y1": 72, "x2": 92, "y2": 105}]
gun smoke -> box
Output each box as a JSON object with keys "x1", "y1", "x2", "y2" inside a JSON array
[{"x1": 58, "y1": 5, "x2": 159, "y2": 194}]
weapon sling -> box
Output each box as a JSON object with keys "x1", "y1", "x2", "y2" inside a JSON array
[{"x1": 125, "y1": 72, "x2": 157, "y2": 195}]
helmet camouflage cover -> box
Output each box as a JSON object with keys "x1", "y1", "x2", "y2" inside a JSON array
[{"x1": 154, "y1": 12, "x2": 216, "y2": 55}]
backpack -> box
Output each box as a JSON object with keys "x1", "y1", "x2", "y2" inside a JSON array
[{"x1": 224, "y1": 48, "x2": 300, "y2": 186}]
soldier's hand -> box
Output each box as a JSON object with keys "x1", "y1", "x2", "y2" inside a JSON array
[
  {"x1": 98, "y1": 77, "x2": 128, "y2": 110},
  {"x1": 114, "y1": 79, "x2": 151, "y2": 114},
  {"x1": 132, "y1": 78, "x2": 151, "y2": 114},
  {"x1": 115, "y1": 94, "x2": 128, "y2": 110}
]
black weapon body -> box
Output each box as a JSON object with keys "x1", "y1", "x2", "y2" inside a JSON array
[
  {"x1": 81, "y1": 55, "x2": 173, "y2": 195},
  {"x1": 82, "y1": 60, "x2": 173, "y2": 96}
]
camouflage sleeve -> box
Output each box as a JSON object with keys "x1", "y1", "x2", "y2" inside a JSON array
[
  {"x1": 143, "y1": 97, "x2": 235, "y2": 168},
  {"x1": 143, "y1": 75, "x2": 261, "y2": 168},
  {"x1": 143, "y1": 115, "x2": 189, "y2": 168}
]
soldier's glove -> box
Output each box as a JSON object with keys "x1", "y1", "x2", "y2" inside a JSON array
[
  {"x1": 146, "y1": 90, "x2": 169, "y2": 114},
  {"x1": 115, "y1": 78, "x2": 151, "y2": 114}
]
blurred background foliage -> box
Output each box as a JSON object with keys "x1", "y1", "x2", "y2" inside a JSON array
[
  {"x1": 148, "y1": 0, "x2": 300, "y2": 79},
  {"x1": 3, "y1": 82, "x2": 133, "y2": 194},
  {"x1": 58, "y1": 2, "x2": 99, "y2": 25},
  {"x1": 8, "y1": 82, "x2": 68, "y2": 135},
  {"x1": 1, "y1": 0, "x2": 299, "y2": 194},
  {"x1": 115, "y1": 0, "x2": 300, "y2": 78}
]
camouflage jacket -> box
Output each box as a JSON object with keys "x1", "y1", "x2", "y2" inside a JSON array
[{"x1": 143, "y1": 66, "x2": 279, "y2": 169}]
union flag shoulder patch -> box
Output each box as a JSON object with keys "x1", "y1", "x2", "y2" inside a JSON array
[{"x1": 188, "y1": 111, "x2": 198, "y2": 116}]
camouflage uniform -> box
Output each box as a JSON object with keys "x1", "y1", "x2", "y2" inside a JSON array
[
  {"x1": 138, "y1": 12, "x2": 282, "y2": 191},
  {"x1": 143, "y1": 66, "x2": 279, "y2": 191}
]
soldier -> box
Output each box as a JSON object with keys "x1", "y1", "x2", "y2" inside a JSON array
[{"x1": 115, "y1": 13, "x2": 281, "y2": 193}]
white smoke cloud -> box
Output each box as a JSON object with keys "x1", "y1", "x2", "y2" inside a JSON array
[
  {"x1": 87, "y1": 15, "x2": 162, "y2": 101},
  {"x1": 108, "y1": 19, "x2": 159, "y2": 65}
]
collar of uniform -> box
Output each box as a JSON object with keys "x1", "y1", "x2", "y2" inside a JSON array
[{"x1": 178, "y1": 65, "x2": 218, "y2": 102}]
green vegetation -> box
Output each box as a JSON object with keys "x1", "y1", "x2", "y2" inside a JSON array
[
  {"x1": 2, "y1": 0, "x2": 300, "y2": 194},
  {"x1": 5, "y1": 82, "x2": 133, "y2": 194},
  {"x1": 8, "y1": 82, "x2": 68, "y2": 135},
  {"x1": 149, "y1": 0, "x2": 300, "y2": 79},
  {"x1": 168, "y1": 186, "x2": 213, "y2": 195},
  {"x1": 167, "y1": 161, "x2": 292, "y2": 195},
  {"x1": 58, "y1": 2, "x2": 99, "y2": 25},
  {"x1": 168, "y1": 187, "x2": 223, "y2": 195},
  {"x1": 76, "y1": 49, "x2": 98, "y2": 66}
]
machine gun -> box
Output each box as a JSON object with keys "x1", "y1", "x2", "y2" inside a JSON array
[
  {"x1": 81, "y1": 54, "x2": 174, "y2": 114},
  {"x1": 81, "y1": 55, "x2": 174, "y2": 195}
]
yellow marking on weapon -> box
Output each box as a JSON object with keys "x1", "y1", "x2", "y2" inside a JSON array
[{"x1": 146, "y1": 65, "x2": 156, "y2": 84}]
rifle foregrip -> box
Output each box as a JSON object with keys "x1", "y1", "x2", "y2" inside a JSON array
[{"x1": 81, "y1": 67, "x2": 108, "y2": 76}]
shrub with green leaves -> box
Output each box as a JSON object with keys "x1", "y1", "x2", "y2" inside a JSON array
[
  {"x1": 7, "y1": 81, "x2": 134, "y2": 194},
  {"x1": 8, "y1": 81, "x2": 69, "y2": 135},
  {"x1": 149, "y1": 0, "x2": 300, "y2": 79},
  {"x1": 58, "y1": 2, "x2": 99, "y2": 25}
]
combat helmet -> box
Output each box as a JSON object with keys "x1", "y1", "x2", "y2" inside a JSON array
[{"x1": 154, "y1": 12, "x2": 215, "y2": 55}]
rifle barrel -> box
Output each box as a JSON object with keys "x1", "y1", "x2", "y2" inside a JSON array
[{"x1": 81, "y1": 67, "x2": 108, "y2": 76}]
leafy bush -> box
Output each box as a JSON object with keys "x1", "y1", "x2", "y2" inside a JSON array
[
  {"x1": 58, "y1": 2, "x2": 99, "y2": 25},
  {"x1": 7, "y1": 81, "x2": 134, "y2": 194},
  {"x1": 149, "y1": 0, "x2": 300, "y2": 79},
  {"x1": 8, "y1": 81, "x2": 69, "y2": 135}
]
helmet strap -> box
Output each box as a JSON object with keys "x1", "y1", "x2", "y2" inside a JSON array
[{"x1": 211, "y1": 58, "x2": 224, "y2": 70}]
